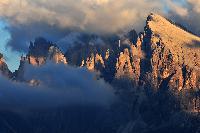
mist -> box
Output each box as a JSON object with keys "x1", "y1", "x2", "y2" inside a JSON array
[{"x1": 0, "y1": 63, "x2": 115, "y2": 111}]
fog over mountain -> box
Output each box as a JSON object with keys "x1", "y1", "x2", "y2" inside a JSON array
[
  {"x1": 0, "y1": 63, "x2": 115, "y2": 109},
  {"x1": 0, "y1": 0, "x2": 161, "y2": 52}
]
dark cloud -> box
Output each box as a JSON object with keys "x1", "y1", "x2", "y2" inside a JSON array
[
  {"x1": 0, "y1": 0, "x2": 199, "y2": 54},
  {"x1": 57, "y1": 32, "x2": 107, "y2": 52},
  {"x1": 0, "y1": 0, "x2": 164, "y2": 52},
  {"x1": 0, "y1": 63, "x2": 115, "y2": 110},
  {"x1": 5, "y1": 22, "x2": 72, "y2": 52}
]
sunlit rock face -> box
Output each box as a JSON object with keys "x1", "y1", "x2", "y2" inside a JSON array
[
  {"x1": 14, "y1": 37, "x2": 67, "y2": 81},
  {"x1": 62, "y1": 14, "x2": 200, "y2": 92},
  {"x1": 48, "y1": 46, "x2": 67, "y2": 64},
  {"x1": 65, "y1": 42, "x2": 112, "y2": 78},
  {"x1": 115, "y1": 48, "x2": 134, "y2": 79},
  {"x1": 13, "y1": 14, "x2": 200, "y2": 92},
  {"x1": 136, "y1": 13, "x2": 200, "y2": 91},
  {"x1": 81, "y1": 53, "x2": 105, "y2": 71},
  {"x1": 114, "y1": 34, "x2": 142, "y2": 84},
  {"x1": 0, "y1": 53, "x2": 12, "y2": 78},
  {"x1": 27, "y1": 37, "x2": 67, "y2": 66}
]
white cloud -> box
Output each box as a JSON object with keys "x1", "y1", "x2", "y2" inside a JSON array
[
  {"x1": 0, "y1": 0, "x2": 163, "y2": 33},
  {"x1": 0, "y1": 0, "x2": 199, "y2": 55},
  {"x1": 166, "y1": 0, "x2": 188, "y2": 17},
  {"x1": 188, "y1": 0, "x2": 200, "y2": 13}
]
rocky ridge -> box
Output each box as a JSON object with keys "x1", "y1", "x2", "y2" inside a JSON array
[
  {"x1": 0, "y1": 13, "x2": 200, "y2": 133},
  {"x1": 1, "y1": 13, "x2": 200, "y2": 112},
  {"x1": 8, "y1": 14, "x2": 200, "y2": 92},
  {"x1": 14, "y1": 37, "x2": 67, "y2": 80},
  {"x1": 141, "y1": 13, "x2": 200, "y2": 90},
  {"x1": 72, "y1": 14, "x2": 200, "y2": 91}
]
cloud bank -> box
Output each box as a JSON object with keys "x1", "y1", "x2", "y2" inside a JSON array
[
  {"x1": 0, "y1": 0, "x2": 200, "y2": 54},
  {"x1": 0, "y1": 63, "x2": 115, "y2": 110},
  {"x1": 0, "y1": 0, "x2": 164, "y2": 52},
  {"x1": 0, "y1": 0, "x2": 163, "y2": 33}
]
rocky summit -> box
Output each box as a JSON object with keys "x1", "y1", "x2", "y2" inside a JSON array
[
  {"x1": 143, "y1": 13, "x2": 200, "y2": 90},
  {"x1": 63, "y1": 13, "x2": 200, "y2": 92}
]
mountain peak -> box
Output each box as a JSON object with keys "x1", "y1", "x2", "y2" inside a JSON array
[
  {"x1": 145, "y1": 13, "x2": 200, "y2": 70},
  {"x1": 146, "y1": 13, "x2": 200, "y2": 38},
  {"x1": 146, "y1": 13, "x2": 165, "y2": 23}
]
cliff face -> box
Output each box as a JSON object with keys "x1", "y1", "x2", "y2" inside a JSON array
[
  {"x1": 15, "y1": 38, "x2": 67, "y2": 81},
  {"x1": 62, "y1": 14, "x2": 200, "y2": 92},
  {"x1": 48, "y1": 46, "x2": 67, "y2": 64},
  {"x1": 115, "y1": 48, "x2": 134, "y2": 79},
  {"x1": 99, "y1": 13, "x2": 200, "y2": 92},
  {"x1": 115, "y1": 35, "x2": 142, "y2": 84},
  {"x1": 58, "y1": 15, "x2": 199, "y2": 117},
  {"x1": 0, "y1": 54, "x2": 12, "y2": 78},
  {"x1": 80, "y1": 53, "x2": 105, "y2": 71},
  {"x1": 27, "y1": 38, "x2": 67, "y2": 66},
  {"x1": 139, "y1": 13, "x2": 200, "y2": 91},
  {"x1": 13, "y1": 14, "x2": 200, "y2": 92}
]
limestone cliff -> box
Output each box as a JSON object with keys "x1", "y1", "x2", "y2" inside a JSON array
[
  {"x1": 12, "y1": 14, "x2": 200, "y2": 93},
  {"x1": 0, "y1": 53, "x2": 12, "y2": 78},
  {"x1": 139, "y1": 13, "x2": 200, "y2": 91},
  {"x1": 115, "y1": 48, "x2": 134, "y2": 79},
  {"x1": 15, "y1": 38, "x2": 67, "y2": 81},
  {"x1": 27, "y1": 37, "x2": 67, "y2": 66},
  {"x1": 48, "y1": 46, "x2": 67, "y2": 64},
  {"x1": 81, "y1": 53, "x2": 105, "y2": 71},
  {"x1": 71, "y1": 14, "x2": 200, "y2": 93},
  {"x1": 109, "y1": 13, "x2": 200, "y2": 93}
]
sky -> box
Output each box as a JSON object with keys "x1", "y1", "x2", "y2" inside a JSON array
[
  {"x1": 0, "y1": 0, "x2": 200, "y2": 72},
  {"x1": 0, "y1": 21, "x2": 21, "y2": 71}
]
